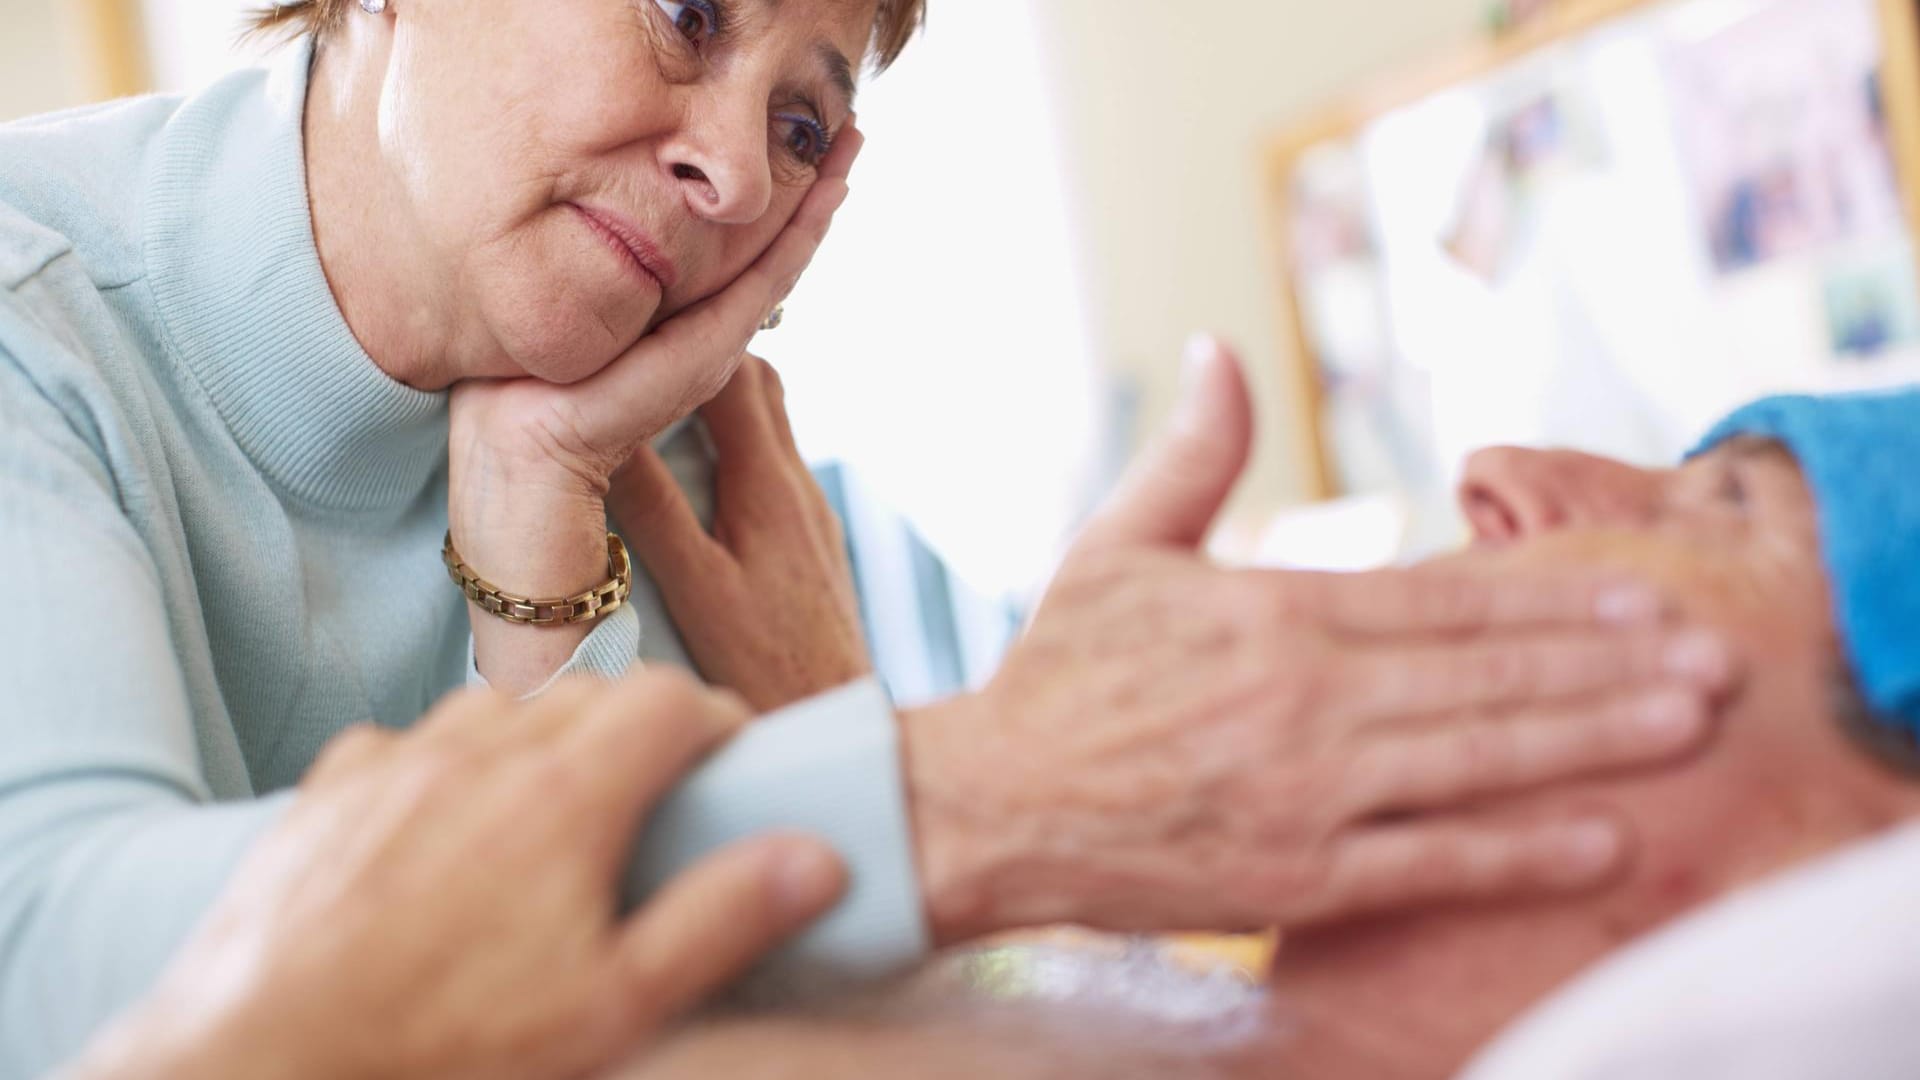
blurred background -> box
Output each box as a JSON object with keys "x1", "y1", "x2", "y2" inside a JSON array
[{"x1": 6, "y1": 0, "x2": 1916, "y2": 622}]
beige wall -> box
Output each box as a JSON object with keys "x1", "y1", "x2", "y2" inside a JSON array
[
  {"x1": 1034, "y1": 0, "x2": 1491, "y2": 518},
  {"x1": 0, "y1": 0, "x2": 89, "y2": 121}
]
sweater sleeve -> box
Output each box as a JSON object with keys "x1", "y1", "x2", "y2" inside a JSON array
[
  {"x1": 0, "y1": 353, "x2": 289, "y2": 1080},
  {"x1": 627, "y1": 677, "x2": 933, "y2": 990},
  {"x1": 464, "y1": 603, "x2": 644, "y2": 694},
  {"x1": 467, "y1": 616, "x2": 933, "y2": 983}
]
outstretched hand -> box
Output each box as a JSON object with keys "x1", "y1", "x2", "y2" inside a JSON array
[{"x1": 903, "y1": 336, "x2": 1738, "y2": 943}]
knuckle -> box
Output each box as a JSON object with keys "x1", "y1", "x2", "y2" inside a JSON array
[
  {"x1": 406, "y1": 738, "x2": 480, "y2": 794},
  {"x1": 629, "y1": 667, "x2": 705, "y2": 711},
  {"x1": 631, "y1": 669, "x2": 745, "y2": 738},
  {"x1": 313, "y1": 723, "x2": 391, "y2": 772}
]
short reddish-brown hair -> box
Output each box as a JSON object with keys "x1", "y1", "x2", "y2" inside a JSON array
[{"x1": 250, "y1": 0, "x2": 926, "y2": 69}]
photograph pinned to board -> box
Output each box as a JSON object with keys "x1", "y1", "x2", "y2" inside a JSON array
[
  {"x1": 1286, "y1": 142, "x2": 1439, "y2": 496},
  {"x1": 1442, "y1": 78, "x2": 1610, "y2": 284},
  {"x1": 1659, "y1": 0, "x2": 1901, "y2": 275},
  {"x1": 1822, "y1": 242, "x2": 1920, "y2": 361}
]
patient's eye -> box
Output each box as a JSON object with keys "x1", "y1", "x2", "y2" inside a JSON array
[
  {"x1": 650, "y1": 0, "x2": 720, "y2": 47},
  {"x1": 1715, "y1": 461, "x2": 1749, "y2": 509}
]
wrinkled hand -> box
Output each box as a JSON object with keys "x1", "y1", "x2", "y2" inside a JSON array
[
  {"x1": 902, "y1": 338, "x2": 1738, "y2": 943},
  {"x1": 610, "y1": 356, "x2": 871, "y2": 713},
  {"x1": 449, "y1": 128, "x2": 863, "y2": 696},
  {"x1": 67, "y1": 673, "x2": 845, "y2": 1080}
]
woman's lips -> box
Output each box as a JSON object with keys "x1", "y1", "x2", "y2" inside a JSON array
[{"x1": 569, "y1": 203, "x2": 679, "y2": 292}]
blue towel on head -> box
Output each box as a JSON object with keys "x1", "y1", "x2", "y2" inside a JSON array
[{"x1": 1692, "y1": 389, "x2": 1920, "y2": 734}]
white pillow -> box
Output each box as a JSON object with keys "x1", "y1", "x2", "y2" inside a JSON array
[{"x1": 1461, "y1": 821, "x2": 1920, "y2": 1080}]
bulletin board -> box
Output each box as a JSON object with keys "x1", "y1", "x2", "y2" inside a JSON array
[{"x1": 1266, "y1": 0, "x2": 1920, "y2": 502}]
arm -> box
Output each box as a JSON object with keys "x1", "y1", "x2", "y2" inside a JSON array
[
  {"x1": 0, "y1": 352, "x2": 287, "y2": 1078},
  {"x1": 56, "y1": 674, "x2": 848, "y2": 1080}
]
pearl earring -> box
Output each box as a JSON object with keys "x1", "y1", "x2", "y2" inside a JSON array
[{"x1": 360, "y1": 0, "x2": 389, "y2": 13}]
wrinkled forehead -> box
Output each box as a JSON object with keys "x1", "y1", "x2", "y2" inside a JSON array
[{"x1": 1682, "y1": 434, "x2": 1799, "y2": 475}]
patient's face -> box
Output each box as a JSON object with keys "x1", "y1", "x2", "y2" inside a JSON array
[
  {"x1": 1451, "y1": 439, "x2": 1892, "y2": 890},
  {"x1": 1458, "y1": 438, "x2": 1827, "y2": 634},
  {"x1": 1455, "y1": 440, "x2": 1847, "y2": 836},
  {"x1": 1264, "y1": 440, "x2": 1920, "y2": 1078}
]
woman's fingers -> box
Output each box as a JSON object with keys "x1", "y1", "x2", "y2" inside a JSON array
[
  {"x1": 1337, "y1": 686, "x2": 1712, "y2": 820},
  {"x1": 609, "y1": 445, "x2": 726, "y2": 577},
  {"x1": 1331, "y1": 627, "x2": 1735, "y2": 723},
  {"x1": 1281, "y1": 564, "x2": 1668, "y2": 637},
  {"x1": 700, "y1": 356, "x2": 782, "y2": 468},
  {"x1": 818, "y1": 119, "x2": 864, "y2": 185},
  {"x1": 612, "y1": 834, "x2": 847, "y2": 1030},
  {"x1": 1288, "y1": 814, "x2": 1630, "y2": 927},
  {"x1": 759, "y1": 360, "x2": 802, "y2": 458}
]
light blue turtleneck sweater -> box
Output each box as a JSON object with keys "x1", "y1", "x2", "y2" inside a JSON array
[{"x1": 0, "y1": 43, "x2": 925, "y2": 1077}]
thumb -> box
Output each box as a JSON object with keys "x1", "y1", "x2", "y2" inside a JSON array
[{"x1": 1074, "y1": 335, "x2": 1254, "y2": 553}]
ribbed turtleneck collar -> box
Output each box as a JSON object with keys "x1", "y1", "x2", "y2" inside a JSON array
[{"x1": 145, "y1": 39, "x2": 448, "y2": 513}]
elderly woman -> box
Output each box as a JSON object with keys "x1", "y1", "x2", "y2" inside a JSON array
[{"x1": 0, "y1": 0, "x2": 1742, "y2": 1075}]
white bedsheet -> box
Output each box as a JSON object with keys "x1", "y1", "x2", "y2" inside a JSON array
[{"x1": 1461, "y1": 820, "x2": 1920, "y2": 1079}]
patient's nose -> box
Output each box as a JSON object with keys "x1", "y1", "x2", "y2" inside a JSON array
[{"x1": 1459, "y1": 447, "x2": 1659, "y2": 544}]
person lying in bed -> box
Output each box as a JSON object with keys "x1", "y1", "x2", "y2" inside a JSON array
[{"x1": 614, "y1": 385, "x2": 1920, "y2": 1080}]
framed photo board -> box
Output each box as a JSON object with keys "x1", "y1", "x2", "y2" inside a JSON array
[
  {"x1": 1267, "y1": 0, "x2": 1920, "y2": 502},
  {"x1": 72, "y1": 0, "x2": 151, "y2": 101}
]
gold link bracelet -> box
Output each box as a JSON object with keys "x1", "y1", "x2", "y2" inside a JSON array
[{"x1": 442, "y1": 532, "x2": 632, "y2": 627}]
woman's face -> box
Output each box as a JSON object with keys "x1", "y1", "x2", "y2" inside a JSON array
[{"x1": 375, "y1": 0, "x2": 876, "y2": 383}]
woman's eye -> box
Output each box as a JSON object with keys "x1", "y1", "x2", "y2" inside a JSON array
[
  {"x1": 775, "y1": 114, "x2": 831, "y2": 166},
  {"x1": 650, "y1": 0, "x2": 718, "y2": 45}
]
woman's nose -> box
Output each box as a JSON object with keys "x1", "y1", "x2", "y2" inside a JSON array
[
  {"x1": 665, "y1": 105, "x2": 774, "y2": 226},
  {"x1": 1458, "y1": 447, "x2": 1658, "y2": 544}
]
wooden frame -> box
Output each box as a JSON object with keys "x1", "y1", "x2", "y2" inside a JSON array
[
  {"x1": 1264, "y1": 0, "x2": 1920, "y2": 500},
  {"x1": 71, "y1": 0, "x2": 152, "y2": 101}
]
